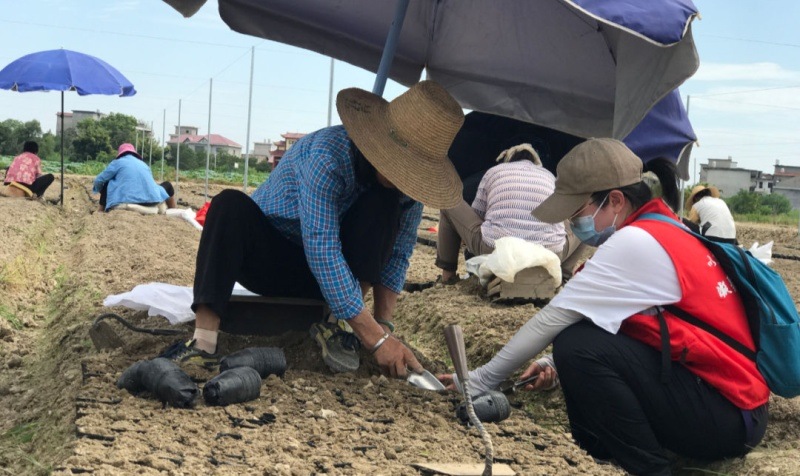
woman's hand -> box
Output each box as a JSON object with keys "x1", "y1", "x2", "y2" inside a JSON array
[
  {"x1": 436, "y1": 373, "x2": 459, "y2": 392},
  {"x1": 519, "y1": 361, "x2": 559, "y2": 392}
]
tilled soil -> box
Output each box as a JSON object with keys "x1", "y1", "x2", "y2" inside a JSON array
[{"x1": 0, "y1": 176, "x2": 798, "y2": 475}]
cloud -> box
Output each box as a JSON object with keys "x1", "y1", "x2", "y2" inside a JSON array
[{"x1": 693, "y1": 62, "x2": 800, "y2": 82}]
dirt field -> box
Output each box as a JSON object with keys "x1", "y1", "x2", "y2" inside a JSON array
[{"x1": 0, "y1": 175, "x2": 798, "y2": 475}]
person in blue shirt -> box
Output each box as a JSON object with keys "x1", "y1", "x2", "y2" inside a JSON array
[
  {"x1": 161, "y1": 81, "x2": 464, "y2": 378},
  {"x1": 93, "y1": 143, "x2": 176, "y2": 212}
]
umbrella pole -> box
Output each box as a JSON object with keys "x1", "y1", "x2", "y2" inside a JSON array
[
  {"x1": 60, "y1": 91, "x2": 65, "y2": 207},
  {"x1": 372, "y1": 0, "x2": 409, "y2": 96}
]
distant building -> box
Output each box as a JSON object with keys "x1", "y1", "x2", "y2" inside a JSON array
[
  {"x1": 56, "y1": 109, "x2": 105, "y2": 135},
  {"x1": 252, "y1": 140, "x2": 274, "y2": 163},
  {"x1": 696, "y1": 157, "x2": 800, "y2": 208},
  {"x1": 754, "y1": 173, "x2": 773, "y2": 194},
  {"x1": 269, "y1": 132, "x2": 306, "y2": 168},
  {"x1": 772, "y1": 176, "x2": 800, "y2": 209},
  {"x1": 770, "y1": 160, "x2": 800, "y2": 207},
  {"x1": 167, "y1": 126, "x2": 242, "y2": 157},
  {"x1": 699, "y1": 157, "x2": 759, "y2": 197}
]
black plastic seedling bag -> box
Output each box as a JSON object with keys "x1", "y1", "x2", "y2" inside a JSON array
[
  {"x1": 219, "y1": 347, "x2": 287, "y2": 378},
  {"x1": 117, "y1": 357, "x2": 199, "y2": 408},
  {"x1": 203, "y1": 366, "x2": 262, "y2": 406},
  {"x1": 456, "y1": 390, "x2": 511, "y2": 424}
]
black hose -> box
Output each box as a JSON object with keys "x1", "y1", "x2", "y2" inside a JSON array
[{"x1": 93, "y1": 312, "x2": 185, "y2": 336}]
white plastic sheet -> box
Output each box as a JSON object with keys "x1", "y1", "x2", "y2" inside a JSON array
[
  {"x1": 748, "y1": 241, "x2": 774, "y2": 266},
  {"x1": 102, "y1": 282, "x2": 253, "y2": 325},
  {"x1": 103, "y1": 283, "x2": 195, "y2": 325},
  {"x1": 165, "y1": 207, "x2": 203, "y2": 230}
]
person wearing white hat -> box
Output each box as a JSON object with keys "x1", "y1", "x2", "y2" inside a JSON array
[
  {"x1": 161, "y1": 81, "x2": 465, "y2": 378},
  {"x1": 439, "y1": 139, "x2": 768, "y2": 475}
]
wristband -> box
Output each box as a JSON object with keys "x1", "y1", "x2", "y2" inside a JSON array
[
  {"x1": 376, "y1": 319, "x2": 395, "y2": 333},
  {"x1": 370, "y1": 332, "x2": 391, "y2": 354}
]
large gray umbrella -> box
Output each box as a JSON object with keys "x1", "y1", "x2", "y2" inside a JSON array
[{"x1": 164, "y1": 0, "x2": 699, "y2": 141}]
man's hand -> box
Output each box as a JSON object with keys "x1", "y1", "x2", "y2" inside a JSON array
[
  {"x1": 373, "y1": 336, "x2": 423, "y2": 378},
  {"x1": 348, "y1": 308, "x2": 421, "y2": 379},
  {"x1": 519, "y1": 361, "x2": 558, "y2": 392}
]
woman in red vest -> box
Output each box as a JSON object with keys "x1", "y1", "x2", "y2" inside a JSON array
[{"x1": 440, "y1": 138, "x2": 768, "y2": 476}]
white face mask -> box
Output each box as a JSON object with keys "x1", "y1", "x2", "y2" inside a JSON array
[{"x1": 570, "y1": 195, "x2": 618, "y2": 247}]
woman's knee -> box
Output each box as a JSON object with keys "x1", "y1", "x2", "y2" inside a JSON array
[{"x1": 210, "y1": 189, "x2": 251, "y2": 210}]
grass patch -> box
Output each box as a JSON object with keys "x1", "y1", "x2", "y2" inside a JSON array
[
  {"x1": 4, "y1": 422, "x2": 39, "y2": 444},
  {"x1": 0, "y1": 304, "x2": 22, "y2": 330},
  {"x1": 734, "y1": 212, "x2": 799, "y2": 225}
]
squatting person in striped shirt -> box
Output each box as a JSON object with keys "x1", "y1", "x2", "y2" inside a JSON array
[
  {"x1": 160, "y1": 81, "x2": 465, "y2": 378},
  {"x1": 435, "y1": 143, "x2": 583, "y2": 284}
]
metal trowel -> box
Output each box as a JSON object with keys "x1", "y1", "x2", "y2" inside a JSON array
[
  {"x1": 408, "y1": 324, "x2": 515, "y2": 476},
  {"x1": 407, "y1": 369, "x2": 446, "y2": 391}
]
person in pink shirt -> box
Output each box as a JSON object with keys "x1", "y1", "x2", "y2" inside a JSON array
[{"x1": 3, "y1": 141, "x2": 54, "y2": 198}]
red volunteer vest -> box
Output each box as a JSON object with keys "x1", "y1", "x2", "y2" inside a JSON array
[{"x1": 619, "y1": 200, "x2": 769, "y2": 410}]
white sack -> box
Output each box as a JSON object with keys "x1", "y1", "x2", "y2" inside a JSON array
[{"x1": 466, "y1": 236, "x2": 561, "y2": 287}]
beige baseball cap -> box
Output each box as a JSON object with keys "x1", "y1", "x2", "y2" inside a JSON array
[{"x1": 532, "y1": 138, "x2": 643, "y2": 223}]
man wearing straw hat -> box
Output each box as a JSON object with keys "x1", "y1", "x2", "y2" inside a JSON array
[{"x1": 161, "y1": 81, "x2": 464, "y2": 377}]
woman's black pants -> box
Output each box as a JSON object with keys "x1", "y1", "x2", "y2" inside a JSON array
[{"x1": 553, "y1": 321, "x2": 767, "y2": 476}]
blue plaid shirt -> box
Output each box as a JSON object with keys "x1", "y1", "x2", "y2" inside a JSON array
[{"x1": 251, "y1": 126, "x2": 423, "y2": 320}]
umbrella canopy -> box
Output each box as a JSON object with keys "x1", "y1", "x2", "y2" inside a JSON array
[
  {"x1": 623, "y1": 88, "x2": 696, "y2": 177},
  {"x1": 0, "y1": 49, "x2": 136, "y2": 204},
  {"x1": 165, "y1": 0, "x2": 698, "y2": 141},
  {"x1": 449, "y1": 88, "x2": 696, "y2": 202},
  {"x1": 0, "y1": 49, "x2": 136, "y2": 96}
]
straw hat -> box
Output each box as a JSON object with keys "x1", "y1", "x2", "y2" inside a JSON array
[
  {"x1": 336, "y1": 80, "x2": 464, "y2": 209},
  {"x1": 116, "y1": 143, "x2": 142, "y2": 160},
  {"x1": 687, "y1": 184, "x2": 720, "y2": 209}
]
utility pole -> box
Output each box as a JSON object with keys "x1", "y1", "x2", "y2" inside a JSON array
[
  {"x1": 327, "y1": 58, "x2": 335, "y2": 126},
  {"x1": 678, "y1": 94, "x2": 692, "y2": 218}
]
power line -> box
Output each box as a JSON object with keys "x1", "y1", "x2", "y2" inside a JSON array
[
  {"x1": 700, "y1": 34, "x2": 800, "y2": 49},
  {"x1": 696, "y1": 96, "x2": 800, "y2": 112},
  {"x1": 0, "y1": 19, "x2": 317, "y2": 57},
  {"x1": 700, "y1": 141, "x2": 800, "y2": 147},
  {"x1": 692, "y1": 85, "x2": 800, "y2": 98}
]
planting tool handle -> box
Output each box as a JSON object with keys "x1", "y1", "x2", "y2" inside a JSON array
[{"x1": 444, "y1": 324, "x2": 470, "y2": 383}]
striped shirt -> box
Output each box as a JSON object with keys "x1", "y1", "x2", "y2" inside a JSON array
[
  {"x1": 472, "y1": 161, "x2": 565, "y2": 253},
  {"x1": 250, "y1": 126, "x2": 423, "y2": 320}
]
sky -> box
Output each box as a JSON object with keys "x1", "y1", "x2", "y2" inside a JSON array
[{"x1": 1, "y1": 1, "x2": 799, "y2": 185}]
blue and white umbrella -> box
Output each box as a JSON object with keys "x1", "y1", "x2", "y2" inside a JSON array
[{"x1": 0, "y1": 49, "x2": 136, "y2": 204}]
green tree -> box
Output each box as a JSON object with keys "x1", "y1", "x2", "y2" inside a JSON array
[
  {"x1": 214, "y1": 151, "x2": 239, "y2": 172},
  {"x1": 98, "y1": 113, "x2": 137, "y2": 148},
  {"x1": 761, "y1": 193, "x2": 792, "y2": 215},
  {"x1": 254, "y1": 160, "x2": 272, "y2": 173},
  {"x1": 0, "y1": 120, "x2": 16, "y2": 155},
  {"x1": 726, "y1": 190, "x2": 763, "y2": 215},
  {"x1": 39, "y1": 132, "x2": 57, "y2": 160},
  {"x1": 56, "y1": 128, "x2": 77, "y2": 160},
  {"x1": 17, "y1": 120, "x2": 42, "y2": 145},
  {"x1": 0, "y1": 119, "x2": 43, "y2": 155},
  {"x1": 73, "y1": 119, "x2": 112, "y2": 162},
  {"x1": 168, "y1": 143, "x2": 198, "y2": 169}
]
